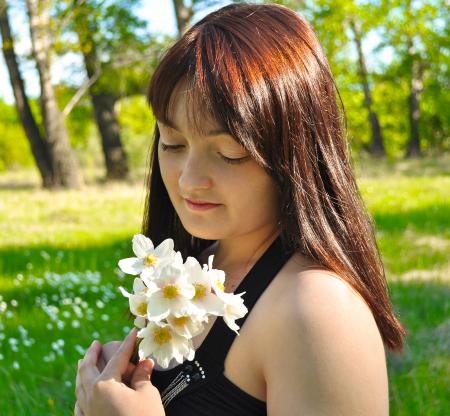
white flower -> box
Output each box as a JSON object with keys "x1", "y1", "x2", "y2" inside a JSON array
[
  {"x1": 167, "y1": 313, "x2": 207, "y2": 338},
  {"x1": 119, "y1": 285, "x2": 151, "y2": 318},
  {"x1": 215, "y1": 290, "x2": 248, "y2": 335},
  {"x1": 117, "y1": 234, "x2": 250, "y2": 369},
  {"x1": 145, "y1": 263, "x2": 197, "y2": 321},
  {"x1": 137, "y1": 321, "x2": 195, "y2": 369},
  {"x1": 184, "y1": 256, "x2": 224, "y2": 317},
  {"x1": 118, "y1": 235, "x2": 175, "y2": 275},
  {"x1": 204, "y1": 255, "x2": 226, "y2": 294}
]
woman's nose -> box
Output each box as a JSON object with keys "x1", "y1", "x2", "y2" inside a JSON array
[{"x1": 178, "y1": 153, "x2": 212, "y2": 192}]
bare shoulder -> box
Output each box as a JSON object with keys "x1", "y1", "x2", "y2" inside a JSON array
[{"x1": 263, "y1": 254, "x2": 389, "y2": 415}]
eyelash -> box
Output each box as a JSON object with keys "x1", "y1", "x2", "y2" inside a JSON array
[{"x1": 160, "y1": 143, "x2": 249, "y2": 165}]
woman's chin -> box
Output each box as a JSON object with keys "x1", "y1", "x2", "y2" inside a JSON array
[{"x1": 180, "y1": 222, "x2": 223, "y2": 241}]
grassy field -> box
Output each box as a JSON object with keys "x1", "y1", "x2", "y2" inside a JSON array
[{"x1": 0, "y1": 157, "x2": 449, "y2": 415}]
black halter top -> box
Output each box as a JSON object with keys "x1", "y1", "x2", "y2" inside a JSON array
[{"x1": 151, "y1": 235, "x2": 293, "y2": 416}]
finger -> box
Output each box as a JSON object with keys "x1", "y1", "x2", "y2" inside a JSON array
[
  {"x1": 78, "y1": 340, "x2": 102, "y2": 389},
  {"x1": 75, "y1": 365, "x2": 87, "y2": 408},
  {"x1": 130, "y1": 359, "x2": 155, "y2": 393},
  {"x1": 102, "y1": 328, "x2": 137, "y2": 381},
  {"x1": 74, "y1": 401, "x2": 85, "y2": 416},
  {"x1": 123, "y1": 361, "x2": 137, "y2": 386}
]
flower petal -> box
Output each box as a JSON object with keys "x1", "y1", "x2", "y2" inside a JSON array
[
  {"x1": 147, "y1": 292, "x2": 170, "y2": 321},
  {"x1": 132, "y1": 234, "x2": 154, "y2": 258},
  {"x1": 118, "y1": 257, "x2": 144, "y2": 275},
  {"x1": 134, "y1": 316, "x2": 146, "y2": 328},
  {"x1": 155, "y1": 238, "x2": 174, "y2": 257}
]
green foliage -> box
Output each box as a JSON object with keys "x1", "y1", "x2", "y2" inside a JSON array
[
  {"x1": 56, "y1": 0, "x2": 165, "y2": 97},
  {"x1": 269, "y1": 0, "x2": 449, "y2": 157},
  {"x1": 117, "y1": 95, "x2": 156, "y2": 170},
  {"x1": 0, "y1": 100, "x2": 34, "y2": 171},
  {"x1": 54, "y1": 84, "x2": 95, "y2": 150}
]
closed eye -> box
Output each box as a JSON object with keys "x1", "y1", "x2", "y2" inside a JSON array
[
  {"x1": 160, "y1": 142, "x2": 250, "y2": 165},
  {"x1": 219, "y1": 154, "x2": 250, "y2": 165},
  {"x1": 160, "y1": 143, "x2": 184, "y2": 151}
]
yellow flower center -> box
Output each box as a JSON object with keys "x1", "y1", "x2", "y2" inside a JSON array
[
  {"x1": 153, "y1": 327, "x2": 172, "y2": 345},
  {"x1": 144, "y1": 254, "x2": 158, "y2": 267},
  {"x1": 163, "y1": 284, "x2": 179, "y2": 299},
  {"x1": 173, "y1": 316, "x2": 189, "y2": 327},
  {"x1": 136, "y1": 302, "x2": 147, "y2": 316},
  {"x1": 216, "y1": 280, "x2": 225, "y2": 292},
  {"x1": 193, "y1": 283, "x2": 207, "y2": 300}
]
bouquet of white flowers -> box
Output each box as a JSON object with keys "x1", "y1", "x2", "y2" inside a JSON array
[{"x1": 117, "y1": 234, "x2": 248, "y2": 370}]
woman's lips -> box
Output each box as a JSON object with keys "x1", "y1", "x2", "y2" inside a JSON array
[{"x1": 184, "y1": 198, "x2": 221, "y2": 211}]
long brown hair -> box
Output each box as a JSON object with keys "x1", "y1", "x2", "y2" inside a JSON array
[{"x1": 143, "y1": 3, "x2": 406, "y2": 352}]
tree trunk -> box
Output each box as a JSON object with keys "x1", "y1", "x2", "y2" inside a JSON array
[
  {"x1": 26, "y1": 0, "x2": 83, "y2": 188},
  {"x1": 91, "y1": 92, "x2": 129, "y2": 180},
  {"x1": 406, "y1": 37, "x2": 422, "y2": 158},
  {"x1": 0, "y1": 0, "x2": 53, "y2": 187},
  {"x1": 172, "y1": 0, "x2": 193, "y2": 38},
  {"x1": 78, "y1": 28, "x2": 129, "y2": 181},
  {"x1": 349, "y1": 17, "x2": 385, "y2": 157}
]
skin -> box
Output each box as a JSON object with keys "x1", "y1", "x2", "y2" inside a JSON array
[
  {"x1": 75, "y1": 83, "x2": 389, "y2": 415},
  {"x1": 75, "y1": 329, "x2": 164, "y2": 416}
]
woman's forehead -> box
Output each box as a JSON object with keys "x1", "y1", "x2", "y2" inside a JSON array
[{"x1": 160, "y1": 94, "x2": 227, "y2": 138}]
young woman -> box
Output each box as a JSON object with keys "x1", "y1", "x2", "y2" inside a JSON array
[{"x1": 75, "y1": 3, "x2": 406, "y2": 415}]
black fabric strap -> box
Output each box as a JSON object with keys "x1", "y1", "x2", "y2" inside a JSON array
[{"x1": 198, "y1": 235, "x2": 293, "y2": 368}]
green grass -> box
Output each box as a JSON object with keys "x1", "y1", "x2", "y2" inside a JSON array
[{"x1": 0, "y1": 158, "x2": 449, "y2": 415}]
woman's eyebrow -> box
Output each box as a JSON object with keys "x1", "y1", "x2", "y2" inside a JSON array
[{"x1": 157, "y1": 118, "x2": 229, "y2": 137}]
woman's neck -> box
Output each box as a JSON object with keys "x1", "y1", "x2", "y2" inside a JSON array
[{"x1": 207, "y1": 223, "x2": 282, "y2": 283}]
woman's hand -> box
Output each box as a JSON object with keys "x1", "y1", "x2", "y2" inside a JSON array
[
  {"x1": 75, "y1": 328, "x2": 165, "y2": 416},
  {"x1": 97, "y1": 340, "x2": 135, "y2": 385}
]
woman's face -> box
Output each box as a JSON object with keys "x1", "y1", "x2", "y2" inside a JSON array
[{"x1": 157, "y1": 89, "x2": 280, "y2": 241}]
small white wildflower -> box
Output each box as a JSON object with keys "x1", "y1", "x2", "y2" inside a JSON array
[{"x1": 75, "y1": 345, "x2": 85, "y2": 355}]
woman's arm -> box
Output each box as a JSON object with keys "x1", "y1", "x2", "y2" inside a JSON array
[{"x1": 265, "y1": 271, "x2": 389, "y2": 416}]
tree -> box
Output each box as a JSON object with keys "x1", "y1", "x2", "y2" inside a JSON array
[
  {"x1": 171, "y1": 0, "x2": 226, "y2": 38},
  {"x1": 272, "y1": 0, "x2": 386, "y2": 156},
  {"x1": 0, "y1": 0, "x2": 54, "y2": 187},
  {"x1": 172, "y1": 0, "x2": 194, "y2": 37},
  {"x1": 71, "y1": 1, "x2": 129, "y2": 180},
  {"x1": 57, "y1": 0, "x2": 165, "y2": 180},
  {"x1": 26, "y1": 0, "x2": 83, "y2": 188},
  {"x1": 379, "y1": 0, "x2": 448, "y2": 157},
  {"x1": 349, "y1": 15, "x2": 385, "y2": 156}
]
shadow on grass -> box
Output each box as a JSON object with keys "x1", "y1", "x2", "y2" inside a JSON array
[
  {"x1": 373, "y1": 203, "x2": 450, "y2": 234},
  {"x1": 0, "y1": 238, "x2": 131, "y2": 276}
]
